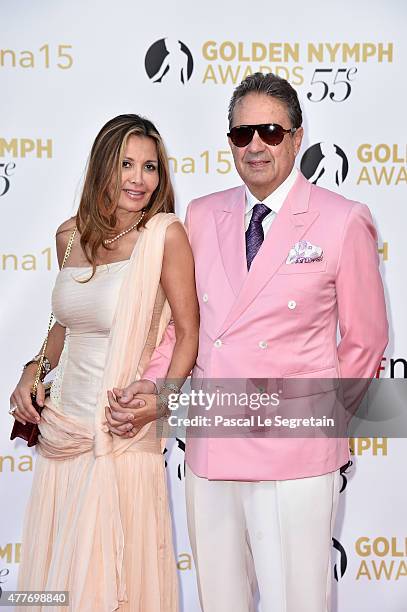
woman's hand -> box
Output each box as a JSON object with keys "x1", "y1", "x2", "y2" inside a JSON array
[{"x1": 9, "y1": 364, "x2": 45, "y2": 425}]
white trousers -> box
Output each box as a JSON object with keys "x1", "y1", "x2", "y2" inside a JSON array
[{"x1": 185, "y1": 466, "x2": 340, "y2": 612}]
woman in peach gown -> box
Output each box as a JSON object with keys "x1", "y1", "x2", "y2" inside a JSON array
[{"x1": 9, "y1": 114, "x2": 199, "y2": 611}]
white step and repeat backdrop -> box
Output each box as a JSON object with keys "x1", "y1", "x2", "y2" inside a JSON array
[{"x1": 1, "y1": 1, "x2": 406, "y2": 610}]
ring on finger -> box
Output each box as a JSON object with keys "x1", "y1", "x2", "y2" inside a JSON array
[{"x1": 8, "y1": 405, "x2": 17, "y2": 416}]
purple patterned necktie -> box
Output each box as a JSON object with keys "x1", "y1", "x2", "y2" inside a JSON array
[{"x1": 246, "y1": 203, "x2": 271, "y2": 270}]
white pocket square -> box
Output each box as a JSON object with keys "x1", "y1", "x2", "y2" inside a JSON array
[{"x1": 286, "y1": 240, "x2": 323, "y2": 264}]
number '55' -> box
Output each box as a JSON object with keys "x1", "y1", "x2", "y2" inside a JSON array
[{"x1": 307, "y1": 68, "x2": 358, "y2": 103}]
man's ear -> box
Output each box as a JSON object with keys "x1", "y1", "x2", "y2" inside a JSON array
[{"x1": 293, "y1": 127, "x2": 304, "y2": 156}]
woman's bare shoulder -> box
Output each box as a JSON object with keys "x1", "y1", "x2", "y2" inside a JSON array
[
  {"x1": 56, "y1": 217, "x2": 77, "y2": 237},
  {"x1": 164, "y1": 218, "x2": 187, "y2": 242},
  {"x1": 163, "y1": 219, "x2": 191, "y2": 265},
  {"x1": 55, "y1": 217, "x2": 77, "y2": 266}
]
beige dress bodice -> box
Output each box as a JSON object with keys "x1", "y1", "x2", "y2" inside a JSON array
[{"x1": 51, "y1": 260, "x2": 130, "y2": 426}]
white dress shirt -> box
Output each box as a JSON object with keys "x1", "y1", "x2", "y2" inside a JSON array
[{"x1": 244, "y1": 166, "x2": 298, "y2": 236}]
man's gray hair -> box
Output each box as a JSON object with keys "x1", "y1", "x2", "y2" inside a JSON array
[{"x1": 228, "y1": 72, "x2": 303, "y2": 130}]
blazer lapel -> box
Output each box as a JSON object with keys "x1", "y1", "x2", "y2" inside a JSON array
[
  {"x1": 213, "y1": 186, "x2": 247, "y2": 296},
  {"x1": 217, "y1": 174, "x2": 319, "y2": 336}
]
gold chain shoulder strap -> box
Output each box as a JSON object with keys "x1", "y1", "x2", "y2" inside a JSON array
[{"x1": 32, "y1": 228, "x2": 77, "y2": 395}]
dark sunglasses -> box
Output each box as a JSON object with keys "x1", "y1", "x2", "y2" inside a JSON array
[{"x1": 227, "y1": 123, "x2": 297, "y2": 147}]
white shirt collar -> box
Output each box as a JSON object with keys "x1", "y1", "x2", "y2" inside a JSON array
[{"x1": 245, "y1": 166, "x2": 298, "y2": 215}]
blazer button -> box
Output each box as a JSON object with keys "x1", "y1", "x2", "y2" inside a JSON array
[
  {"x1": 202, "y1": 293, "x2": 209, "y2": 303},
  {"x1": 288, "y1": 300, "x2": 297, "y2": 310},
  {"x1": 214, "y1": 339, "x2": 222, "y2": 348},
  {"x1": 259, "y1": 340, "x2": 268, "y2": 349}
]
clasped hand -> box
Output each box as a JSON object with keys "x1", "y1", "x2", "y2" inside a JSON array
[{"x1": 104, "y1": 379, "x2": 159, "y2": 438}]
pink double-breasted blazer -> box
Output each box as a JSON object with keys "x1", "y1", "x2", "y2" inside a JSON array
[{"x1": 144, "y1": 172, "x2": 388, "y2": 480}]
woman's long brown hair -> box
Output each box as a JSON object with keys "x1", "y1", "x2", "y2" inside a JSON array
[{"x1": 76, "y1": 114, "x2": 175, "y2": 280}]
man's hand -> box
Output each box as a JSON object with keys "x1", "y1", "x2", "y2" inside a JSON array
[
  {"x1": 104, "y1": 379, "x2": 158, "y2": 437},
  {"x1": 117, "y1": 379, "x2": 157, "y2": 407}
]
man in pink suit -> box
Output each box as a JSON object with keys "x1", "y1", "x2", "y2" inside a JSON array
[{"x1": 110, "y1": 73, "x2": 388, "y2": 611}]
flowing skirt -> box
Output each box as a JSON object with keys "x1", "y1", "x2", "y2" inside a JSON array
[{"x1": 16, "y1": 404, "x2": 179, "y2": 612}]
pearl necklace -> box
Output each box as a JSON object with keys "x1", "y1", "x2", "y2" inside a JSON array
[{"x1": 103, "y1": 210, "x2": 145, "y2": 245}]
